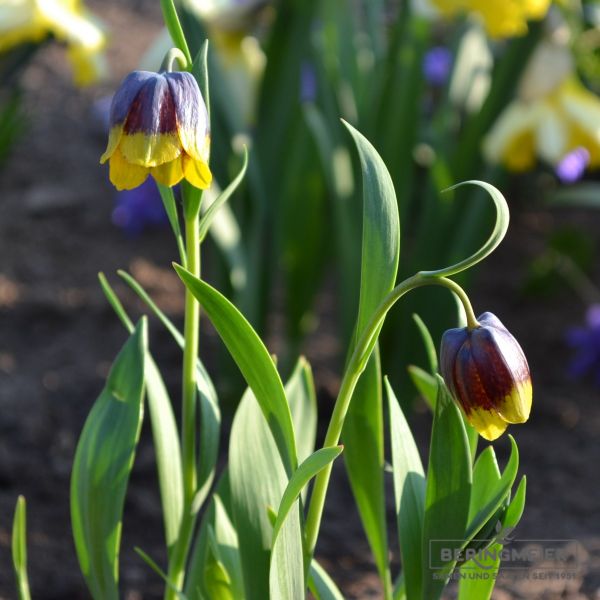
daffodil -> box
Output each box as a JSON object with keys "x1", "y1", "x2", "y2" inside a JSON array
[
  {"x1": 483, "y1": 41, "x2": 600, "y2": 173},
  {"x1": 416, "y1": 0, "x2": 551, "y2": 39},
  {"x1": 0, "y1": 0, "x2": 106, "y2": 85},
  {"x1": 440, "y1": 312, "x2": 532, "y2": 441},
  {"x1": 100, "y1": 70, "x2": 212, "y2": 191}
]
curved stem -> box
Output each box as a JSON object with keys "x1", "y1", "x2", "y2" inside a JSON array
[
  {"x1": 162, "y1": 47, "x2": 188, "y2": 73},
  {"x1": 304, "y1": 274, "x2": 477, "y2": 557}
]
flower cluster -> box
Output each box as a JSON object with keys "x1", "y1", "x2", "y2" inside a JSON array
[{"x1": 0, "y1": 0, "x2": 106, "y2": 85}]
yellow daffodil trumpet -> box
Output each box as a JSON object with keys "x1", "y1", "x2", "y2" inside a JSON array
[
  {"x1": 440, "y1": 312, "x2": 532, "y2": 441},
  {"x1": 100, "y1": 70, "x2": 212, "y2": 191}
]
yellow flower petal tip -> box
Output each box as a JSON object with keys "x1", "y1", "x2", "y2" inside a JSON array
[
  {"x1": 441, "y1": 312, "x2": 532, "y2": 441},
  {"x1": 100, "y1": 70, "x2": 211, "y2": 190}
]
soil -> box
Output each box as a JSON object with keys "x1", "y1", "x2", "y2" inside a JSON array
[{"x1": 0, "y1": 2, "x2": 599, "y2": 599}]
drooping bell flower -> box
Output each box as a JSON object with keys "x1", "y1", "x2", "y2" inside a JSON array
[
  {"x1": 100, "y1": 70, "x2": 212, "y2": 191},
  {"x1": 440, "y1": 312, "x2": 532, "y2": 441}
]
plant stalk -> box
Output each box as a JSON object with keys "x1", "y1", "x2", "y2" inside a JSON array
[
  {"x1": 164, "y1": 196, "x2": 201, "y2": 599},
  {"x1": 304, "y1": 274, "x2": 478, "y2": 557}
]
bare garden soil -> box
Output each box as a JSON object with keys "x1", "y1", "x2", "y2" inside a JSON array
[{"x1": 0, "y1": 1, "x2": 599, "y2": 598}]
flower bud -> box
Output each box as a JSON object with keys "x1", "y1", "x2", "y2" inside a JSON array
[
  {"x1": 440, "y1": 312, "x2": 532, "y2": 441},
  {"x1": 100, "y1": 70, "x2": 211, "y2": 191}
]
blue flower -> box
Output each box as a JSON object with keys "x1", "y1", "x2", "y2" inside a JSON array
[
  {"x1": 423, "y1": 46, "x2": 453, "y2": 86},
  {"x1": 566, "y1": 304, "x2": 600, "y2": 385},
  {"x1": 555, "y1": 146, "x2": 590, "y2": 184},
  {"x1": 112, "y1": 178, "x2": 170, "y2": 236}
]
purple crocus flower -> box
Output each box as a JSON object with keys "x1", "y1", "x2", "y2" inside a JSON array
[
  {"x1": 555, "y1": 147, "x2": 590, "y2": 184},
  {"x1": 423, "y1": 46, "x2": 453, "y2": 86},
  {"x1": 566, "y1": 304, "x2": 600, "y2": 385},
  {"x1": 112, "y1": 178, "x2": 170, "y2": 236},
  {"x1": 300, "y1": 62, "x2": 317, "y2": 103}
]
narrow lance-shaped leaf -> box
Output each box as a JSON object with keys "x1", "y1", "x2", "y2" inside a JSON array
[
  {"x1": 70, "y1": 320, "x2": 147, "y2": 600},
  {"x1": 98, "y1": 274, "x2": 184, "y2": 556},
  {"x1": 113, "y1": 269, "x2": 221, "y2": 514},
  {"x1": 269, "y1": 447, "x2": 343, "y2": 600},
  {"x1": 12, "y1": 496, "x2": 31, "y2": 600},
  {"x1": 229, "y1": 389, "x2": 289, "y2": 600},
  {"x1": 174, "y1": 265, "x2": 297, "y2": 475},
  {"x1": 422, "y1": 376, "x2": 472, "y2": 600},
  {"x1": 386, "y1": 379, "x2": 425, "y2": 600},
  {"x1": 308, "y1": 561, "x2": 345, "y2": 600},
  {"x1": 286, "y1": 356, "x2": 318, "y2": 464},
  {"x1": 341, "y1": 120, "x2": 400, "y2": 590}
]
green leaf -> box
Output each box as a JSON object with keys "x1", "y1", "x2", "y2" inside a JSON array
[
  {"x1": 418, "y1": 181, "x2": 509, "y2": 278},
  {"x1": 341, "y1": 120, "x2": 400, "y2": 592},
  {"x1": 12, "y1": 496, "x2": 31, "y2": 600},
  {"x1": 412, "y1": 313, "x2": 438, "y2": 373},
  {"x1": 135, "y1": 547, "x2": 187, "y2": 599},
  {"x1": 97, "y1": 273, "x2": 184, "y2": 552},
  {"x1": 205, "y1": 528, "x2": 235, "y2": 600},
  {"x1": 157, "y1": 183, "x2": 186, "y2": 266},
  {"x1": 386, "y1": 379, "x2": 425, "y2": 600},
  {"x1": 285, "y1": 357, "x2": 317, "y2": 464},
  {"x1": 114, "y1": 269, "x2": 221, "y2": 511},
  {"x1": 272, "y1": 446, "x2": 343, "y2": 545},
  {"x1": 407, "y1": 365, "x2": 437, "y2": 410},
  {"x1": 308, "y1": 560, "x2": 345, "y2": 600},
  {"x1": 422, "y1": 376, "x2": 472, "y2": 600},
  {"x1": 146, "y1": 357, "x2": 184, "y2": 555},
  {"x1": 342, "y1": 351, "x2": 389, "y2": 584},
  {"x1": 464, "y1": 437, "x2": 519, "y2": 541},
  {"x1": 211, "y1": 496, "x2": 244, "y2": 598},
  {"x1": 199, "y1": 147, "x2": 248, "y2": 242},
  {"x1": 269, "y1": 505, "x2": 304, "y2": 600},
  {"x1": 174, "y1": 266, "x2": 297, "y2": 475},
  {"x1": 229, "y1": 389, "x2": 289, "y2": 600},
  {"x1": 71, "y1": 320, "x2": 147, "y2": 600},
  {"x1": 503, "y1": 476, "x2": 526, "y2": 529}
]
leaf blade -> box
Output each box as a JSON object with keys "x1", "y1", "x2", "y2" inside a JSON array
[{"x1": 70, "y1": 320, "x2": 147, "y2": 600}]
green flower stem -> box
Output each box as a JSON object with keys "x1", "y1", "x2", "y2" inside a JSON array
[
  {"x1": 164, "y1": 195, "x2": 202, "y2": 599},
  {"x1": 159, "y1": 0, "x2": 192, "y2": 67},
  {"x1": 305, "y1": 274, "x2": 478, "y2": 558},
  {"x1": 162, "y1": 47, "x2": 188, "y2": 73}
]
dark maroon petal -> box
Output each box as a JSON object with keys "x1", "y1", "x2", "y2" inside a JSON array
[
  {"x1": 123, "y1": 74, "x2": 178, "y2": 135},
  {"x1": 470, "y1": 327, "x2": 515, "y2": 407},
  {"x1": 454, "y1": 339, "x2": 496, "y2": 414},
  {"x1": 109, "y1": 71, "x2": 157, "y2": 127}
]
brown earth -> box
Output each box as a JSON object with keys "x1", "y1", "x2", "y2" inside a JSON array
[{"x1": 0, "y1": 1, "x2": 599, "y2": 599}]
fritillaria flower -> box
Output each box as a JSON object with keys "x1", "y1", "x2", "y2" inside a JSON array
[
  {"x1": 441, "y1": 312, "x2": 532, "y2": 441},
  {"x1": 100, "y1": 70, "x2": 212, "y2": 191}
]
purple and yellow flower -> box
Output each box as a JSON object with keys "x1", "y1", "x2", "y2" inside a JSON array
[
  {"x1": 440, "y1": 312, "x2": 532, "y2": 441},
  {"x1": 100, "y1": 70, "x2": 212, "y2": 191}
]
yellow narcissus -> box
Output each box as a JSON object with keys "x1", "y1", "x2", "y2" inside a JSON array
[
  {"x1": 0, "y1": 0, "x2": 106, "y2": 85},
  {"x1": 418, "y1": 0, "x2": 551, "y2": 39},
  {"x1": 483, "y1": 42, "x2": 600, "y2": 172},
  {"x1": 100, "y1": 70, "x2": 212, "y2": 191},
  {"x1": 440, "y1": 312, "x2": 532, "y2": 441}
]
